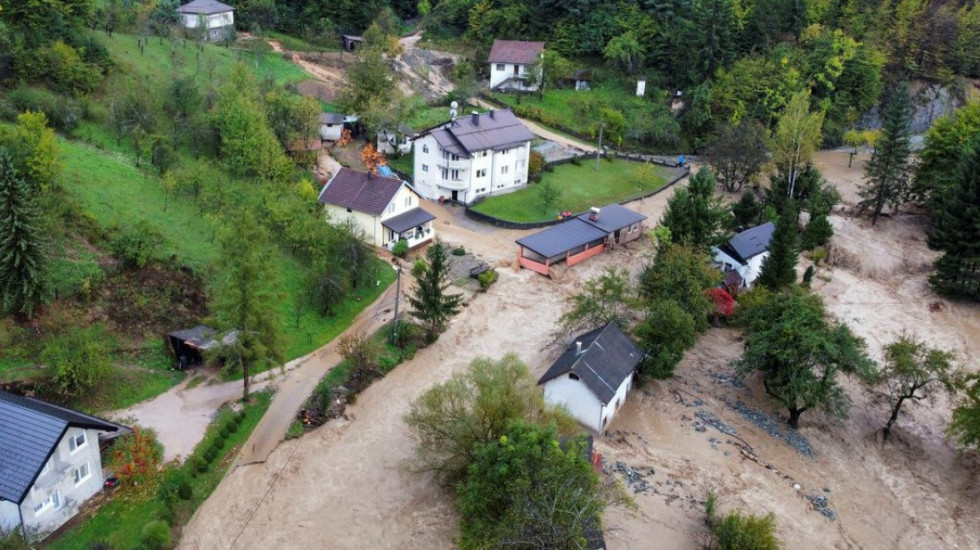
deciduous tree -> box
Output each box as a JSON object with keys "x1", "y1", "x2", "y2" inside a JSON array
[
  {"x1": 949, "y1": 374, "x2": 980, "y2": 450},
  {"x1": 554, "y1": 267, "x2": 633, "y2": 339},
  {"x1": 772, "y1": 90, "x2": 823, "y2": 199},
  {"x1": 879, "y1": 334, "x2": 957, "y2": 440},
  {"x1": 859, "y1": 84, "x2": 913, "y2": 224},
  {"x1": 634, "y1": 298, "x2": 696, "y2": 379},
  {"x1": 638, "y1": 244, "x2": 720, "y2": 333},
  {"x1": 705, "y1": 119, "x2": 770, "y2": 193},
  {"x1": 409, "y1": 240, "x2": 462, "y2": 340}
]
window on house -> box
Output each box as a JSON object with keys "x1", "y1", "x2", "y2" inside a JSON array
[
  {"x1": 404, "y1": 196, "x2": 412, "y2": 207},
  {"x1": 441, "y1": 168, "x2": 448, "y2": 179},
  {"x1": 496, "y1": 64, "x2": 505, "y2": 71},
  {"x1": 68, "y1": 432, "x2": 86, "y2": 453},
  {"x1": 422, "y1": 144, "x2": 429, "y2": 153},
  {"x1": 451, "y1": 153, "x2": 459, "y2": 161},
  {"x1": 346, "y1": 207, "x2": 352, "y2": 213},
  {"x1": 630, "y1": 223, "x2": 639, "y2": 233},
  {"x1": 33, "y1": 491, "x2": 60, "y2": 516},
  {"x1": 501, "y1": 165, "x2": 509, "y2": 174},
  {"x1": 387, "y1": 203, "x2": 395, "y2": 214},
  {"x1": 74, "y1": 462, "x2": 91, "y2": 485},
  {"x1": 482, "y1": 151, "x2": 488, "y2": 158},
  {"x1": 476, "y1": 169, "x2": 486, "y2": 178},
  {"x1": 451, "y1": 169, "x2": 459, "y2": 180},
  {"x1": 422, "y1": 164, "x2": 428, "y2": 172},
  {"x1": 569, "y1": 372, "x2": 580, "y2": 381}
]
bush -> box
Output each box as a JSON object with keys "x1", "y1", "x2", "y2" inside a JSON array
[
  {"x1": 236, "y1": 411, "x2": 246, "y2": 424},
  {"x1": 477, "y1": 269, "x2": 498, "y2": 291},
  {"x1": 197, "y1": 460, "x2": 209, "y2": 473},
  {"x1": 110, "y1": 220, "x2": 166, "y2": 270},
  {"x1": 801, "y1": 213, "x2": 833, "y2": 250},
  {"x1": 711, "y1": 511, "x2": 782, "y2": 550},
  {"x1": 155, "y1": 467, "x2": 189, "y2": 523},
  {"x1": 528, "y1": 150, "x2": 546, "y2": 182},
  {"x1": 41, "y1": 324, "x2": 114, "y2": 397},
  {"x1": 3, "y1": 86, "x2": 81, "y2": 132},
  {"x1": 452, "y1": 246, "x2": 466, "y2": 256},
  {"x1": 178, "y1": 481, "x2": 193, "y2": 500},
  {"x1": 569, "y1": 155, "x2": 582, "y2": 166},
  {"x1": 107, "y1": 427, "x2": 163, "y2": 486},
  {"x1": 392, "y1": 239, "x2": 409, "y2": 258},
  {"x1": 412, "y1": 258, "x2": 427, "y2": 277},
  {"x1": 140, "y1": 520, "x2": 172, "y2": 550},
  {"x1": 220, "y1": 425, "x2": 231, "y2": 438},
  {"x1": 204, "y1": 448, "x2": 217, "y2": 463},
  {"x1": 227, "y1": 421, "x2": 239, "y2": 433}
]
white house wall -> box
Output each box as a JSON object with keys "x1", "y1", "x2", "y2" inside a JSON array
[
  {"x1": 412, "y1": 135, "x2": 531, "y2": 204},
  {"x1": 712, "y1": 248, "x2": 769, "y2": 287},
  {"x1": 543, "y1": 374, "x2": 604, "y2": 433},
  {"x1": 599, "y1": 374, "x2": 633, "y2": 432},
  {"x1": 320, "y1": 124, "x2": 343, "y2": 142},
  {"x1": 181, "y1": 12, "x2": 234, "y2": 30},
  {"x1": 489, "y1": 63, "x2": 540, "y2": 91},
  {"x1": 18, "y1": 427, "x2": 106, "y2": 539},
  {"x1": 323, "y1": 184, "x2": 424, "y2": 248}
]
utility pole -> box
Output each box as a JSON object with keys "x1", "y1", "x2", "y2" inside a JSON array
[
  {"x1": 391, "y1": 260, "x2": 402, "y2": 342},
  {"x1": 595, "y1": 123, "x2": 605, "y2": 172}
]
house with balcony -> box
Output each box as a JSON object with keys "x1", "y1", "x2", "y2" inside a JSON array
[
  {"x1": 712, "y1": 222, "x2": 775, "y2": 288},
  {"x1": 412, "y1": 109, "x2": 534, "y2": 204},
  {"x1": 0, "y1": 391, "x2": 122, "y2": 541},
  {"x1": 178, "y1": 0, "x2": 235, "y2": 41},
  {"x1": 318, "y1": 167, "x2": 436, "y2": 250},
  {"x1": 488, "y1": 40, "x2": 545, "y2": 91}
]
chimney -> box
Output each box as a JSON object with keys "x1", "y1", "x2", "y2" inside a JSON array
[
  {"x1": 589, "y1": 207, "x2": 600, "y2": 222},
  {"x1": 472, "y1": 112, "x2": 479, "y2": 125},
  {"x1": 575, "y1": 341, "x2": 583, "y2": 355}
]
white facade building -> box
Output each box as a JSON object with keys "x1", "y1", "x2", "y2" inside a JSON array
[
  {"x1": 0, "y1": 392, "x2": 122, "y2": 541},
  {"x1": 318, "y1": 167, "x2": 436, "y2": 250},
  {"x1": 488, "y1": 40, "x2": 545, "y2": 91},
  {"x1": 318, "y1": 113, "x2": 345, "y2": 142},
  {"x1": 179, "y1": 0, "x2": 235, "y2": 41},
  {"x1": 538, "y1": 323, "x2": 644, "y2": 434},
  {"x1": 712, "y1": 222, "x2": 775, "y2": 288},
  {"x1": 412, "y1": 109, "x2": 534, "y2": 204}
]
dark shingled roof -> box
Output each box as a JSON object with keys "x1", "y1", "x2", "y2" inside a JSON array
[
  {"x1": 0, "y1": 391, "x2": 119, "y2": 504},
  {"x1": 538, "y1": 323, "x2": 643, "y2": 405},
  {"x1": 488, "y1": 40, "x2": 545, "y2": 65},
  {"x1": 178, "y1": 0, "x2": 234, "y2": 15},
  {"x1": 424, "y1": 110, "x2": 533, "y2": 158},
  {"x1": 719, "y1": 222, "x2": 775, "y2": 264},
  {"x1": 516, "y1": 203, "x2": 646, "y2": 259},
  {"x1": 317, "y1": 168, "x2": 404, "y2": 216},
  {"x1": 381, "y1": 207, "x2": 436, "y2": 233},
  {"x1": 577, "y1": 204, "x2": 647, "y2": 233},
  {"x1": 318, "y1": 113, "x2": 345, "y2": 124}
]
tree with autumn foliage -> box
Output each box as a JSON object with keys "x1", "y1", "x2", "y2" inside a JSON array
[
  {"x1": 706, "y1": 287, "x2": 735, "y2": 323},
  {"x1": 361, "y1": 143, "x2": 388, "y2": 175},
  {"x1": 108, "y1": 427, "x2": 163, "y2": 487}
]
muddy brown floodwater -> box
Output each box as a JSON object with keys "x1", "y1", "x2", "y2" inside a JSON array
[{"x1": 180, "y1": 152, "x2": 979, "y2": 550}]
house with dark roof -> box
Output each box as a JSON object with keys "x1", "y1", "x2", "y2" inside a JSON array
[
  {"x1": 318, "y1": 167, "x2": 436, "y2": 250},
  {"x1": 488, "y1": 40, "x2": 545, "y2": 91},
  {"x1": 178, "y1": 0, "x2": 234, "y2": 41},
  {"x1": 412, "y1": 109, "x2": 534, "y2": 204},
  {"x1": 377, "y1": 123, "x2": 418, "y2": 155},
  {"x1": 0, "y1": 391, "x2": 121, "y2": 540},
  {"x1": 516, "y1": 204, "x2": 647, "y2": 276},
  {"x1": 712, "y1": 222, "x2": 775, "y2": 288},
  {"x1": 539, "y1": 323, "x2": 643, "y2": 433}
]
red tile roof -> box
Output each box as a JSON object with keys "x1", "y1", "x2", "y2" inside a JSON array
[
  {"x1": 317, "y1": 168, "x2": 404, "y2": 216},
  {"x1": 488, "y1": 40, "x2": 545, "y2": 65}
]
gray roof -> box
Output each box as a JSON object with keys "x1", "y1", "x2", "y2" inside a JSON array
[
  {"x1": 0, "y1": 391, "x2": 119, "y2": 504},
  {"x1": 381, "y1": 207, "x2": 435, "y2": 233},
  {"x1": 538, "y1": 323, "x2": 643, "y2": 405},
  {"x1": 721, "y1": 222, "x2": 775, "y2": 264},
  {"x1": 317, "y1": 168, "x2": 405, "y2": 216},
  {"x1": 179, "y1": 0, "x2": 234, "y2": 15},
  {"x1": 318, "y1": 113, "x2": 345, "y2": 125},
  {"x1": 577, "y1": 204, "x2": 647, "y2": 233},
  {"x1": 423, "y1": 110, "x2": 533, "y2": 158},
  {"x1": 488, "y1": 40, "x2": 545, "y2": 65},
  {"x1": 516, "y1": 203, "x2": 646, "y2": 259},
  {"x1": 168, "y1": 325, "x2": 237, "y2": 350}
]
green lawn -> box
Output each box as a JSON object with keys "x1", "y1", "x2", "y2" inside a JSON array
[
  {"x1": 404, "y1": 104, "x2": 460, "y2": 131},
  {"x1": 46, "y1": 392, "x2": 273, "y2": 550},
  {"x1": 471, "y1": 159, "x2": 676, "y2": 223}
]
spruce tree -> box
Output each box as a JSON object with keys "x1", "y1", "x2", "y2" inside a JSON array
[
  {"x1": 0, "y1": 149, "x2": 48, "y2": 319},
  {"x1": 661, "y1": 167, "x2": 727, "y2": 249},
  {"x1": 927, "y1": 137, "x2": 980, "y2": 300},
  {"x1": 410, "y1": 241, "x2": 463, "y2": 340},
  {"x1": 731, "y1": 191, "x2": 762, "y2": 230},
  {"x1": 756, "y1": 199, "x2": 799, "y2": 291},
  {"x1": 860, "y1": 84, "x2": 913, "y2": 225}
]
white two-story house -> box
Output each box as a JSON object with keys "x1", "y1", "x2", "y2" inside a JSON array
[
  {"x1": 712, "y1": 222, "x2": 775, "y2": 288},
  {"x1": 0, "y1": 391, "x2": 122, "y2": 541},
  {"x1": 318, "y1": 167, "x2": 436, "y2": 250},
  {"x1": 412, "y1": 109, "x2": 534, "y2": 204},
  {"x1": 488, "y1": 40, "x2": 545, "y2": 91},
  {"x1": 178, "y1": 0, "x2": 235, "y2": 41}
]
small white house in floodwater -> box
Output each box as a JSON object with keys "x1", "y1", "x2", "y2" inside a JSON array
[
  {"x1": 712, "y1": 222, "x2": 775, "y2": 288},
  {"x1": 0, "y1": 391, "x2": 123, "y2": 541},
  {"x1": 178, "y1": 0, "x2": 235, "y2": 41},
  {"x1": 539, "y1": 323, "x2": 644, "y2": 434}
]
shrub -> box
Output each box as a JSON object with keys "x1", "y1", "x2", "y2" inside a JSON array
[
  {"x1": 3, "y1": 86, "x2": 81, "y2": 132},
  {"x1": 392, "y1": 239, "x2": 409, "y2": 258},
  {"x1": 204, "y1": 448, "x2": 217, "y2": 463},
  {"x1": 528, "y1": 150, "x2": 546, "y2": 182},
  {"x1": 412, "y1": 258, "x2": 427, "y2": 277},
  {"x1": 41, "y1": 324, "x2": 114, "y2": 397},
  {"x1": 197, "y1": 460, "x2": 208, "y2": 473},
  {"x1": 452, "y1": 246, "x2": 466, "y2": 256},
  {"x1": 570, "y1": 155, "x2": 582, "y2": 166},
  {"x1": 236, "y1": 411, "x2": 246, "y2": 423},
  {"x1": 808, "y1": 246, "x2": 827, "y2": 265},
  {"x1": 178, "y1": 481, "x2": 193, "y2": 500},
  {"x1": 110, "y1": 220, "x2": 166, "y2": 269},
  {"x1": 477, "y1": 269, "x2": 498, "y2": 291},
  {"x1": 802, "y1": 265, "x2": 815, "y2": 287},
  {"x1": 711, "y1": 511, "x2": 782, "y2": 550},
  {"x1": 155, "y1": 467, "x2": 189, "y2": 523},
  {"x1": 140, "y1": 520, "x2": 172, "y2": 550},
  {"x1": 545, "y1": 163, "x2": 555, "y2": 172},
  {"x1": 108, "y1": 427, "x2": 163, "y2": 486},
  {"x1": 220, "y1": 425, "x2": 231, "y2": 438},
  {"x1": 227, "y1": 421, "x2": 238, "y2": 433}
]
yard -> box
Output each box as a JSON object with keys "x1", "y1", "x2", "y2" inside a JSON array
[{"x1": 470, "y1": 158, "x2": 677, "y2": 223}]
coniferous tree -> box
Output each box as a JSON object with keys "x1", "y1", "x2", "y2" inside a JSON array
[
  {"x1": 410, "y1": 240, "x2": 463, "y2": 340},
  {"x1": 756, "y1": 199, "x2": 799, "y2": 291},
  {"x1": 661, "y1": 167, "x2": 728, "y2": 249},
  {"x1": 927, "y1": 136, "x2": 980, "y2": 300},
  {"x1": 731, "y1": 190, "x2": 762, "y2": 230},
  {"x1": 860, "y1": 84, "x2": 913, "y2": 224},
  {"x1": 0, "y1": 149, "x2": 48, "y2": 319}
]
